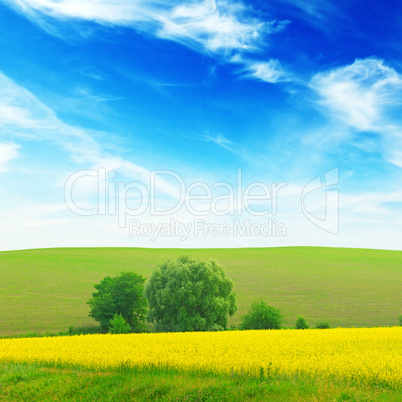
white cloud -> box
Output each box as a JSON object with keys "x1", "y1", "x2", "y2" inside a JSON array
[
  {"x1": 1, "y1": 71, "x2": 401, "y2": 251},
  {"x1": 310, "y1": 58, "x2": 402, "y2": 131},
  {"x1": 0, "y1": 143, "x2": 20, "y2": 172},
  {"x1": 0, "y1": 73, "x2": 58, "y2": 129},
  {"x1": 275, "y1": 0, "x2": 340, "y2": 30},
  {"x1": 283, "y1": 0, "x2": 331, "y2": 18},
  {"x1": 74, "y1": 87, "x2": 123, "y2": 102},
  {"x1": 2, "y1": 0, "x2": 289, "y2": 82},
  {"x1": 309, "y1": 58, "x2": 402, "y2": 167},
  {"x1": 203, "y1": 134, "x2": 235, "y2": 151},
  {"x1": 2, "y1": 0, "x2": 157, "y2": 25},
  {"x1": 0, "y1": 71, "x2": 181, "y2": 199},
  {"x1": 241, "y1": 59, "x2": 286, "y2": 83},
  {"x1": 340, "y1": 190, "x2": 402, "y2": 215},
  {"x1": 157, "y1": 0, "x2": 266, "y2": 54},
  {"x1": 4, "y1": 0, "x2": 266, "y2": 53}
]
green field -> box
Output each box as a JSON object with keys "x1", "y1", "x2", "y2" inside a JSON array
[
  {"x1": 1, "y1": 362, "x2": 399, "y2": 401},
  {"x1": 1, "y1": 247, "x2": 401, "y2": 335}
]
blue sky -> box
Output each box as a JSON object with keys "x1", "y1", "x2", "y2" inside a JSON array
[{"x1": 0, "y1": 0, "x2": 401, "y2": 250}]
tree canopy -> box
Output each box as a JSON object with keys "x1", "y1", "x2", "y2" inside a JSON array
[
  {"x1": 240, "y1": 300, "x2": 283, "y2": 330},
  {"x1": 145, "y1": 255, "x2": 237, "y2": 332},
  {"x1": 88, "y1": 272, "x2": 147, "y2": 331}
]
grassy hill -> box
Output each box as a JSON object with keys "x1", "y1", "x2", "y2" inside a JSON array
[{"x1": 0, "y1": 247, "x2": 401, "y2": 335}]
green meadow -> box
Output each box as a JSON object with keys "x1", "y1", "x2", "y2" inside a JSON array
[
  {"x1": 1, "y1": 363, "x2": 400, "y2": 401},
  {"x1": 1, "y1": 247, "x2": 401, "y2": 335}
]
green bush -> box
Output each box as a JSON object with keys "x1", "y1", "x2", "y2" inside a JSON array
[
  {"x1": 209, "y1": 324, "x2": 224, "y2": 331},
  {"x1": 240, "y1": 300, "x2": 283, "y2": 330},
  {"x1": 295, "y1": 315, "x2": 309, "y2": 329},
  {"x1": 108, "y1": 313, "x2": 132, "y2": 334},
  {"x1": 145, "y1": 255, "x2": 237, "y2": 332},
  {"x1": 88, "y1": 272, "x2": 147, "y2": 331},
  {"x1": 315, "y1": 321, "x2": 330, "y2": 329},
  {"x1": 73, "y1": 326, "x2": 103, "y2": 335},
  {"x1": 398, "y1": 315, "x2": 402, "y2": 326}
]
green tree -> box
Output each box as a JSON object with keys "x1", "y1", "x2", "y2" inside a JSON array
[
  {"x1": 295, "y1": 315, "x2": 309, "y2": 329},
  {"x1": 315, "y1": 321, "x2": 330, "y2": 329},
  {"x1": 88, "y1": 272, "x2": 147, "y2": 331},
  {"x1": 108, "y1": 313, "x2": 132, "y2": 334},
  {"x1": 241, "y1": 300, "x2": 283, "y2": 330},
  {"x1": 145, "y1": 255, "x2": 237, "y2": 332}
]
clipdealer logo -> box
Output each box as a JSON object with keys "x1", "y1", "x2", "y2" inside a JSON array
[{"x1": 64, "y1": 168, "x2": 339, "y2": 239}]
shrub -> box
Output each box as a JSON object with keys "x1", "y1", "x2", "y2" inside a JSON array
[
  {"x1": 88, "y1": 272, "x2": 147, "y2": 331},
  {"x1": 295, "y1": 315, "x2": 309, "y2": 329},
  {"x1": 108, "y1": 313, "x2": 132, "y2": 334},
  {"x1": 398, "y1": 315, "x2": 402, "y2": 326},
  {"x1": 145, "y1": 255, "x2": 237, "y2": 332},
  {"x1": 209, "y1": 324, "x2": 224, "y2": 331},
  {"x1": 315, "y1": 321, "x2": 330, "y2": 329},
  {"x1": 240, "y1": 300, "x2": 283, "y2": 330}
]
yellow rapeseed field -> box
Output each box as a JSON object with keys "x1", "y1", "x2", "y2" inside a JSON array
[{"x1": 0, "y1": 327, "x2": 400, "y2": 388}]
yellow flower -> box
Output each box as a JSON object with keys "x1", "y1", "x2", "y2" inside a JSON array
[{"x1": 0, "y1": 327, "x2": 400, "y2": 388}]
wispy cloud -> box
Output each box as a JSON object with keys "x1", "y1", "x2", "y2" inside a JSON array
[
  {"x1": 1, "y1": 74, "x2": 401, "y2": 250},
  {"x1": 2, "y1": 0, "x2": 289, "y2": 83},
  {"x1": 274, "y1": 0, "x2": 341, "y2": 30},
  {"x1": 341, "y1": 190, "x2": 402, "y2": 215},
  {"x1": 281, "y1": 0, "x2": 334, "y2": 19},
  {"x1": 1, "y1": 0, "x2": 158, "y2": 27},
  {"x1": 3, "y1": 0, "x2": 267, "y2": 52},
  {"x1": 0, "y1": 71, "x2": 181, "y2": 198},
  {"x1": 0, "y1": 143, "x2": 20, "y2": 172},
  {"x1": 202, "y1": 134, "x2": 271, "y2": 167},
  {"x1": 156, "y1": 0, "x2": 266, "y2": 54},
  {"x1": 0, "y1": 71, "x2": 101, "y2": 159},
  {"x1": 239, "y1": 58, "x2": 287, "y2": 83},
  {"x1": 78, "y1": 69, "x2": 106, "y2": 81},
  {"x1": 309, "y1": 57, "x2": 402, "y2": 167},
  {"x1": 310, "y1": 58, "x2": 402, "y2": 131},
  {"x1": 74, "y1": 87, "x2": 123, "y2": 102},
  {"x1": 203, "y1": 134, "x2": 236, "y2": 151}
]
